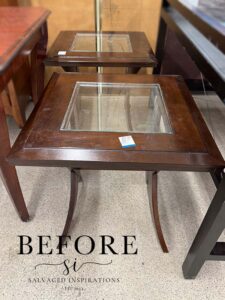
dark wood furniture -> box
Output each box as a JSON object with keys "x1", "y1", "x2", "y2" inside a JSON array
[
  {"x1": 8, "y1": 72, "x2": 225, "y2": 258},
  {"x1": 182, "y1": 175, "x2": 225, "y2": 279},
  {"x1": 0, "y1": 1, "x2": 32, "y2": 128},
  {"x1": 1, "y1": 55, "x2": 31, "y2": 128},
  {"x1": 154, "y1": 0, "x2": 225, "y2": 102},
  {"x1": 0, "y1": 7, "x2": 50, "y2": 221},
  {"x1": 45, "y1": 31, "x2": 157, "y2": 73},
  {"x1": 1, "y1": 77, "x2": 27, "y2": 128},
  {"x1": 154, "y1": 0, "x2": 225, "y2": 278}
]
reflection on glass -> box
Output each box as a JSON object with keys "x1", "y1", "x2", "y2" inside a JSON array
[
  {"x1": 70, "y1": 33, "x2": 133, "y2": 53},
  {"x1": 61, "y1": 82, "x2": 173, "y2": 134}
]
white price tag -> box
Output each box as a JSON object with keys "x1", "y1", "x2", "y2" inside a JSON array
[
  {"x1": 58, "y1": 51, "x2": 67, "y2": 56},
  {"x1": 119, "y1": 135, "x2": 136, "y2": 148}
]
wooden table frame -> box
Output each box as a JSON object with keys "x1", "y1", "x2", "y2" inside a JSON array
[
  {"x1": 0, "y1": 7, "x2": 50, "y2": 221},
  {"x1": 45, "y1": 31, "x2": 157, "y2": 73},
  {"x1": 8, "y1": 72, "x2": 225, "y2": 257}
]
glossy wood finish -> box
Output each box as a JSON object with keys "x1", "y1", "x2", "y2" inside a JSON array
[
  {"x1": 0, "y1": 7, "x2": 50, "y2": 221},
  {"x1": 8, "y1": 72, "x2": 224, "y2": 172},
  {"x1": 0, "y1": 7, "x2": 49, "y2": 73},
  {"x1": 45, "y1": 31, "x2": 157, "y2": 69}
]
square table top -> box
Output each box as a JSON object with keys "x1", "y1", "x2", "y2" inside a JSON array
[
  {"x1": 8, "y1": 72, "x2": 225, "y2": 172},
  {"x1": 45, "y1": 31, "x2": 157, "y2": 68},
  {"x1": 0, "y1": 7, "x2": 50, "y2": 73}
]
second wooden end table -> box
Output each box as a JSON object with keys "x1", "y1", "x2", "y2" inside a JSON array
[{"x1": 45, "y1": 31, "x2": 157, "y2": 73}]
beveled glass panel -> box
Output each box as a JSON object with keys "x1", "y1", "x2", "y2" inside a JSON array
[
  {"x1": 61, "y1": 82, "x2": 173, "y2": 134},
  {"x1": 70, "y1": 33, "x2": 133, "y2": 53}
]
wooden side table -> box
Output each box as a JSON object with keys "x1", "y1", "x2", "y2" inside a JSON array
[
  {"x1": 0, "y1": 7, "x2": 50, "y2": 221},
  {"x1": 8, "y1": 73, "x2": 225, "y2": 257},
  {"x1": 45, "y1": 31, "x2": 157, "y2": 73}
]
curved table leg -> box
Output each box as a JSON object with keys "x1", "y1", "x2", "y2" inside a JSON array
[
  {"x1": 147, "y1": 171, "x2": 169, "y2": 253},
  {"x1": 60, "y1": 169, "x2": 80, "y2": 243}
]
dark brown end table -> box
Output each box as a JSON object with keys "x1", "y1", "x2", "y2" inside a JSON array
[
  {"x1": 45, "y1": 31, "x2": 157, "y2": 73},
  {"x1": 0, "y1": 7, "x2": 50, "y2": 221},
  {"x1": 8, "y1": 73, "x2": 225, "y2": 272}
]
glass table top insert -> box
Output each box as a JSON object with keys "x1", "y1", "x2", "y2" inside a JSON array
[
  {"x1": 70, "y1": 33, "x2": 133, "y2": 53},
  {"x1": 61, "y1": 82, "x2": 173, "y2": 134}
]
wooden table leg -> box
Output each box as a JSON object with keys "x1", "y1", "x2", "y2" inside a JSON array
[
  {"x1": 60, "y1": 169, "x2": 80, "y2": 243},
  {"x1": 127, "y1": 67, "x2": 141, "y2": 74},
  {"x1": 62, "y1": 66, "x2": 79, "y2": 72},
  {"x1": 153, "y1": 16, "x2": 167, "y2": 75},
  {"x1": 0, "y1": 94, "x2": 29, "y2": 221},
  {"x1": 146, "y1": 171, "x2": 169, "y2": 253},
  {"x1": 182, "y1": 176, "x2": 225, "y2": 279},
  {"x1": 31, "y1": 21, "x2": 48, "y2": 104},
  {"x1": 7, "y1": 80, "x2": 26, "y2": 128}
]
